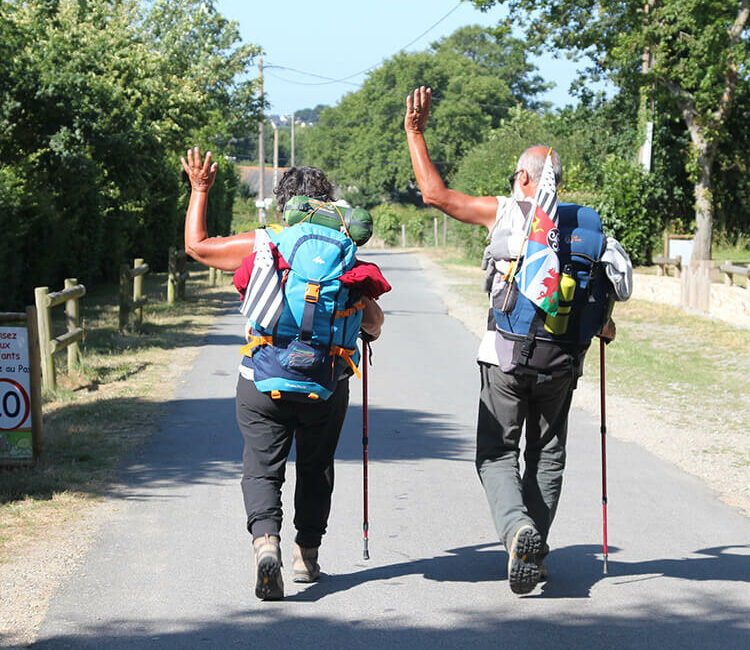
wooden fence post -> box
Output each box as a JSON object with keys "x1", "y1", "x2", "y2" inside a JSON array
[
  {"x1": 25, "y1": 305, "x2": 44, "y2": 460},
  {"x1": 401, "y1": 224, "x2": 406, "y2": 248},
  {"x1": 133, "y1": 258, "x2": 145, "y2": 329},
  {"x1": 168, "y1": 247, "x2": 177, "y2": 305},
  {"x1": 209, "y1": 267, "x2": 217, "y2": 286},
  {"x1": 119, "y1": 264, "x2": 130, "y2": 331},
  {"x1": 178, "y1": 251, "x2": 187, "y2": 300},
  {"x1": 64, "y1": 278, "x2": 81, "y2": 373},
  {"x1": 434, "y1": 218, "x2": 438, "y2": 247},
  {"x1": 34, "y1": 287, "x2": 54, "y2": 391},
  {"x1": 443, "y1": 214, "x2": 447, "y2": 247}
]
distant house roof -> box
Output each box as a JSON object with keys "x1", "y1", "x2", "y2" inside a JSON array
[{"x1": 237, "y1": 166, "x2": 290, "y2": 200}]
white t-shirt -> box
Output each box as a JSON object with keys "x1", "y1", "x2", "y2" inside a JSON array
[{"x1": 476, "y1": 196, "x2": 528, "y2": 366}]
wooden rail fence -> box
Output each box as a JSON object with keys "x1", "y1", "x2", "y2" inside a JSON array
[
  {"x1": 168, "y1": 247, "x2": 189, "y2": 304},
  {"x1": 719, "y1": 262, "x2": 750, "y2": 288},
  {"x1": 34, "y1": 279, "x2": 86, "y2": 391},
  {"x1": 654, "y1": 255, "x2": 682, "y2": 277},
  {"x1": 120, "y1": 258, "x2": 150, "y2": 332}
]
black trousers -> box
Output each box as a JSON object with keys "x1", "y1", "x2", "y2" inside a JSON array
[{"x1": 236, "y1": 375, "x2": 349, "y2": 548}]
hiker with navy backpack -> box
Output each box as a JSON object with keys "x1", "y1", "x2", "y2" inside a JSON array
[
  {"x1": 404, "y1": 87, "x2": 632, "y2": 595},
  {"x1": 182, "y1": 148, "x2": 390, "y2": 600}
]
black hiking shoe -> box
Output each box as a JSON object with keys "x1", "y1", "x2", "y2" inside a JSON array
[
  {"x1": 507, "y1": 525, "x2": 542, "y2": 595},
  {"x1": 253, "y1": 534, "x2": 284, "y2": 601},
  {"x1": 538, "y1": 543, "x2": 550, "y2": 582}
]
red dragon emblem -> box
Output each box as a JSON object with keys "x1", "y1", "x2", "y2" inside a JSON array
[{"x1": 538, "y1": 268, "x2": 560, "y2": 305}]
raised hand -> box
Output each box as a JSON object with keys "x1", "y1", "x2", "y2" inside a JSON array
[
  {"x1": 181, "y1": 146, "x2": 218, "y2": 193},
  {"x1": 404, "y1": 86, "x2": 432, "y2": 134}
]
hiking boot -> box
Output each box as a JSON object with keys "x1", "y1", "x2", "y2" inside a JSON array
[
  {"x1": 507, "y1": 525, "x2": 542, "y2": 595},
  {"x1": 538, "y1": 559, "x2": 548, "y2": 582},
  {"x1": 292, "y1": 543, "x2": 321, "y2": 583},
  {"x1": 538, "y1": 543, "x2": 549, "y2": 582},
  {"x1": 253, "y1": 534, "x2": 283, "y2": 600}
]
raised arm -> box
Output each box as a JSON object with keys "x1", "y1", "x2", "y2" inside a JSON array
[
  {"x1": 404, "y1": 87, "x2": 497, "y2": 230},
  {"x1": 182, "y1": 146, "x2": 256, "y2": 272}
]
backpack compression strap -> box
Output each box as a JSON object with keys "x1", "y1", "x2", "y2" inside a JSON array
[
  {"x1": 331, "y1": 345, "x2": 361, "y2": 378},
  {"x1": 296, "y1": 201, "x2": 354, "y2": 241},
  {"x1": 239, "y1": 334, "x2": 273, "y2": 357},
  {"x1": 300, "y1": 281, "x2": 321, "y2": 342}
]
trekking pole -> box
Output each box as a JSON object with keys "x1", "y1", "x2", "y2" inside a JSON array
[
  {"x1": 599, "y1": 337, "x2": 609, "y2": 575},
  {"x1": 362, "y1": 337, "x2": 370, "y2": 560}
]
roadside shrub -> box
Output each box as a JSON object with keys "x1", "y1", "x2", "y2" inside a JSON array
[
  {"x1": 595, "y1": 156, "x2": 661, "y2": 265},
  {"x1": 371, "y1": 203, "x2": 441, "y2": 247}
]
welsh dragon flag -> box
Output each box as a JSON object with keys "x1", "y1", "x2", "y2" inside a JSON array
[{"x1": 517, "y1": 150, "x2": 561, "y2": 316}]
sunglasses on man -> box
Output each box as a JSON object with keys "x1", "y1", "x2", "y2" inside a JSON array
[{"x1": 508, "y1": 170, "x2": 522, "y2": 192}]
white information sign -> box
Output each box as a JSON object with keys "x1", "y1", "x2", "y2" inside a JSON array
[{"x1": 0, "y1": 326, "x2": 33, "y2": 460}]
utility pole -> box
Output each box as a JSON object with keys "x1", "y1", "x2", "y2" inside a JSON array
[
  {"x1": 291, "y1": 111, "x2": 296, "y2": 167},
  {"x1": 272, "y1": 121, "x2": 279, "y2": 192},
  {"x1": 258, "y1": 57, "x2": 266, "y2": 224},
  {"x1": 638, "y1": 1, "x2": 655, "y2": 173}
]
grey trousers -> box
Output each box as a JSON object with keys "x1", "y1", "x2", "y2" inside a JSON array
[
  {"x1": 476, "y1": 362, "x2": 575, "y2": 551},
  {"x1": 236, "y1": 375, "x2": 349, "y2": 548}
]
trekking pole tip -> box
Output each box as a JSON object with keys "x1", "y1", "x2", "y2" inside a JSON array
[
  {"x1": 603, "y1": 555, "x2": 609, "y2": 575},
  {"x1": 363, "y1": 539, "x2": 370, "y2": 560}
]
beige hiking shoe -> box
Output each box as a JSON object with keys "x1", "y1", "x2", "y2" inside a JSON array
[
  {"x1": 507, "y1": 524, "x2": 542, "y2": 594},
  {"x1": 253, "y1": 534, "x2": 283, "y2": 600},
  {"x1": 292, "y1": 543, "x2": 321, "y2": 583}
]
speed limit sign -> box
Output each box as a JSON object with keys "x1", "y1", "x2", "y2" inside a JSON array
[
  {"x1": 0, "y1": 317, "x2": 41, "y2": 464},
  {"x1": 0, "y1": 378, "x2": 31, "y2": 431}
]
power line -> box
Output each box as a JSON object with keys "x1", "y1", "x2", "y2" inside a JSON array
[
  {"x1": 265, "y1": 2, "x2": 463, "y2": 88},
  {"x1": 265, "y1": 65, "x2": 521, "y2": 112}
]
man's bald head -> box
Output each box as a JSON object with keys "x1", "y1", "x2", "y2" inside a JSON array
[{"x1": 516, "y1": 146, "x2": 563, "y2": 186}]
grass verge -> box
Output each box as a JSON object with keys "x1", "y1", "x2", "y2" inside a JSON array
[{"x1": 0, "y1": 267, "x2": 237, "y2": 562}]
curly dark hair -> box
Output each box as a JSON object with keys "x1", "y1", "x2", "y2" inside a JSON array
[{"x1": 273, "y1": 166, "x2": 335, "y2": 211}]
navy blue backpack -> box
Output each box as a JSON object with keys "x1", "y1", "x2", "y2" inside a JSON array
[{"x1": 493, "y1": 203, "x2": 611, "y2": 370}]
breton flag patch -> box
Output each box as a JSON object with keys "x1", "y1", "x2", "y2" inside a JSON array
[{"x1": 239, "y1": 229, "x2": 285, "y2": 330}]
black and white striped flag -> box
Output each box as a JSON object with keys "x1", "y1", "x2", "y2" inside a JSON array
[{"x1": 239, "y1": 229, "x2": 285, "y2": 331}]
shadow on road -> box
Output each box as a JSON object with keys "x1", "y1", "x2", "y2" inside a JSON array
[
  {"x1": 283, "y1": 543, "x2": 750, "y2": 603},
  {"x1": 103, "y1": 396, "x2": 473, "y2": 502},
  {"x1": 26, "y1": 559, "x2": 750, "y2": 650}
]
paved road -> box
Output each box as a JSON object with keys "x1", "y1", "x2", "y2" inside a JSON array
[{"x1": 34, "y1": 251, "x2": 750, "y2": 649}]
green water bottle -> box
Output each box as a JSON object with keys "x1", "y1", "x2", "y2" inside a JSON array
[{"x1": 544, "y1": 266, "x2": 576, "y2": 335}]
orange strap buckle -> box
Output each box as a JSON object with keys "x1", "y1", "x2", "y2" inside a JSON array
[
  {"x1": 305, "y1": 282, "x2": 320, "y2": 303},
  {"x1": 330, "y1": 345, "x2": 361, "y2": 379},
  {"x1": 239, "y1": 334, "x2": 273, "y2": 357}
]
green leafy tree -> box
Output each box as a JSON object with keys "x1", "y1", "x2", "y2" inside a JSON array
[
  {"x1": 302, "y1": 26, "x2": 545, "y2": 204},
  {"x1": 471, "y1": 0, "x2": 750, "y2": 259},
  {"x1": 0, "y1": 0, "x2": 259, "y2": 309}
]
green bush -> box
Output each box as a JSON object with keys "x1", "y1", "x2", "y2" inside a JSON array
[
  {"x1": 371, "y1": 203, "x2": 441, "y2": 247},
  {"x1": 595, "y1": 156, "x2": 661, "y2": 265}
]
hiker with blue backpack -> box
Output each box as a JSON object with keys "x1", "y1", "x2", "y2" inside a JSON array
[
  {"x1": 182, "y1": 148, "x2": 390, "y2": 600},
  {"x1": 404, "y1": 87, "x2": 632, "y2": 595}
]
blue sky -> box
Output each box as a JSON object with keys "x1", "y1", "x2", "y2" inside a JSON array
[{"x1": 215, "y1": 0, "x2": 588, "y2": 116}]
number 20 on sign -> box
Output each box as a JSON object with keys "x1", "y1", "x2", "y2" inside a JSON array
[{"x1": 0, "y1": 326, "x2": 34, "y2": 461}]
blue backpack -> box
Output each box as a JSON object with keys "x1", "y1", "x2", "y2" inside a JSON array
[
  {"x1": 493, "y1": 203, "x2": 611, "y2": 370},
  {"x1": 240, "y1": 222, "x2": 364, "y2": 401}
]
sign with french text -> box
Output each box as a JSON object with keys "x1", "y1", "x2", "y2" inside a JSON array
[{"x1": 0, "y1": 326, "x2": 33, "y2": 461}]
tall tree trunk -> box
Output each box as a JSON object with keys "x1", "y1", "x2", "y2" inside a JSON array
[{"x1": 685, "y1": 118, "x2": 716, "y2": 261}]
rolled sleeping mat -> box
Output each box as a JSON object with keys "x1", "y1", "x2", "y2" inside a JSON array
[{"x1": 284, "y1": 195, "x2": 373, "y2": 246}]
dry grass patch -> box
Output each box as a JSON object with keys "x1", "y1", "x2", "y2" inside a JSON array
[{"x1": 0, "y1": 268, "x2": 237, "y2": 561}]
